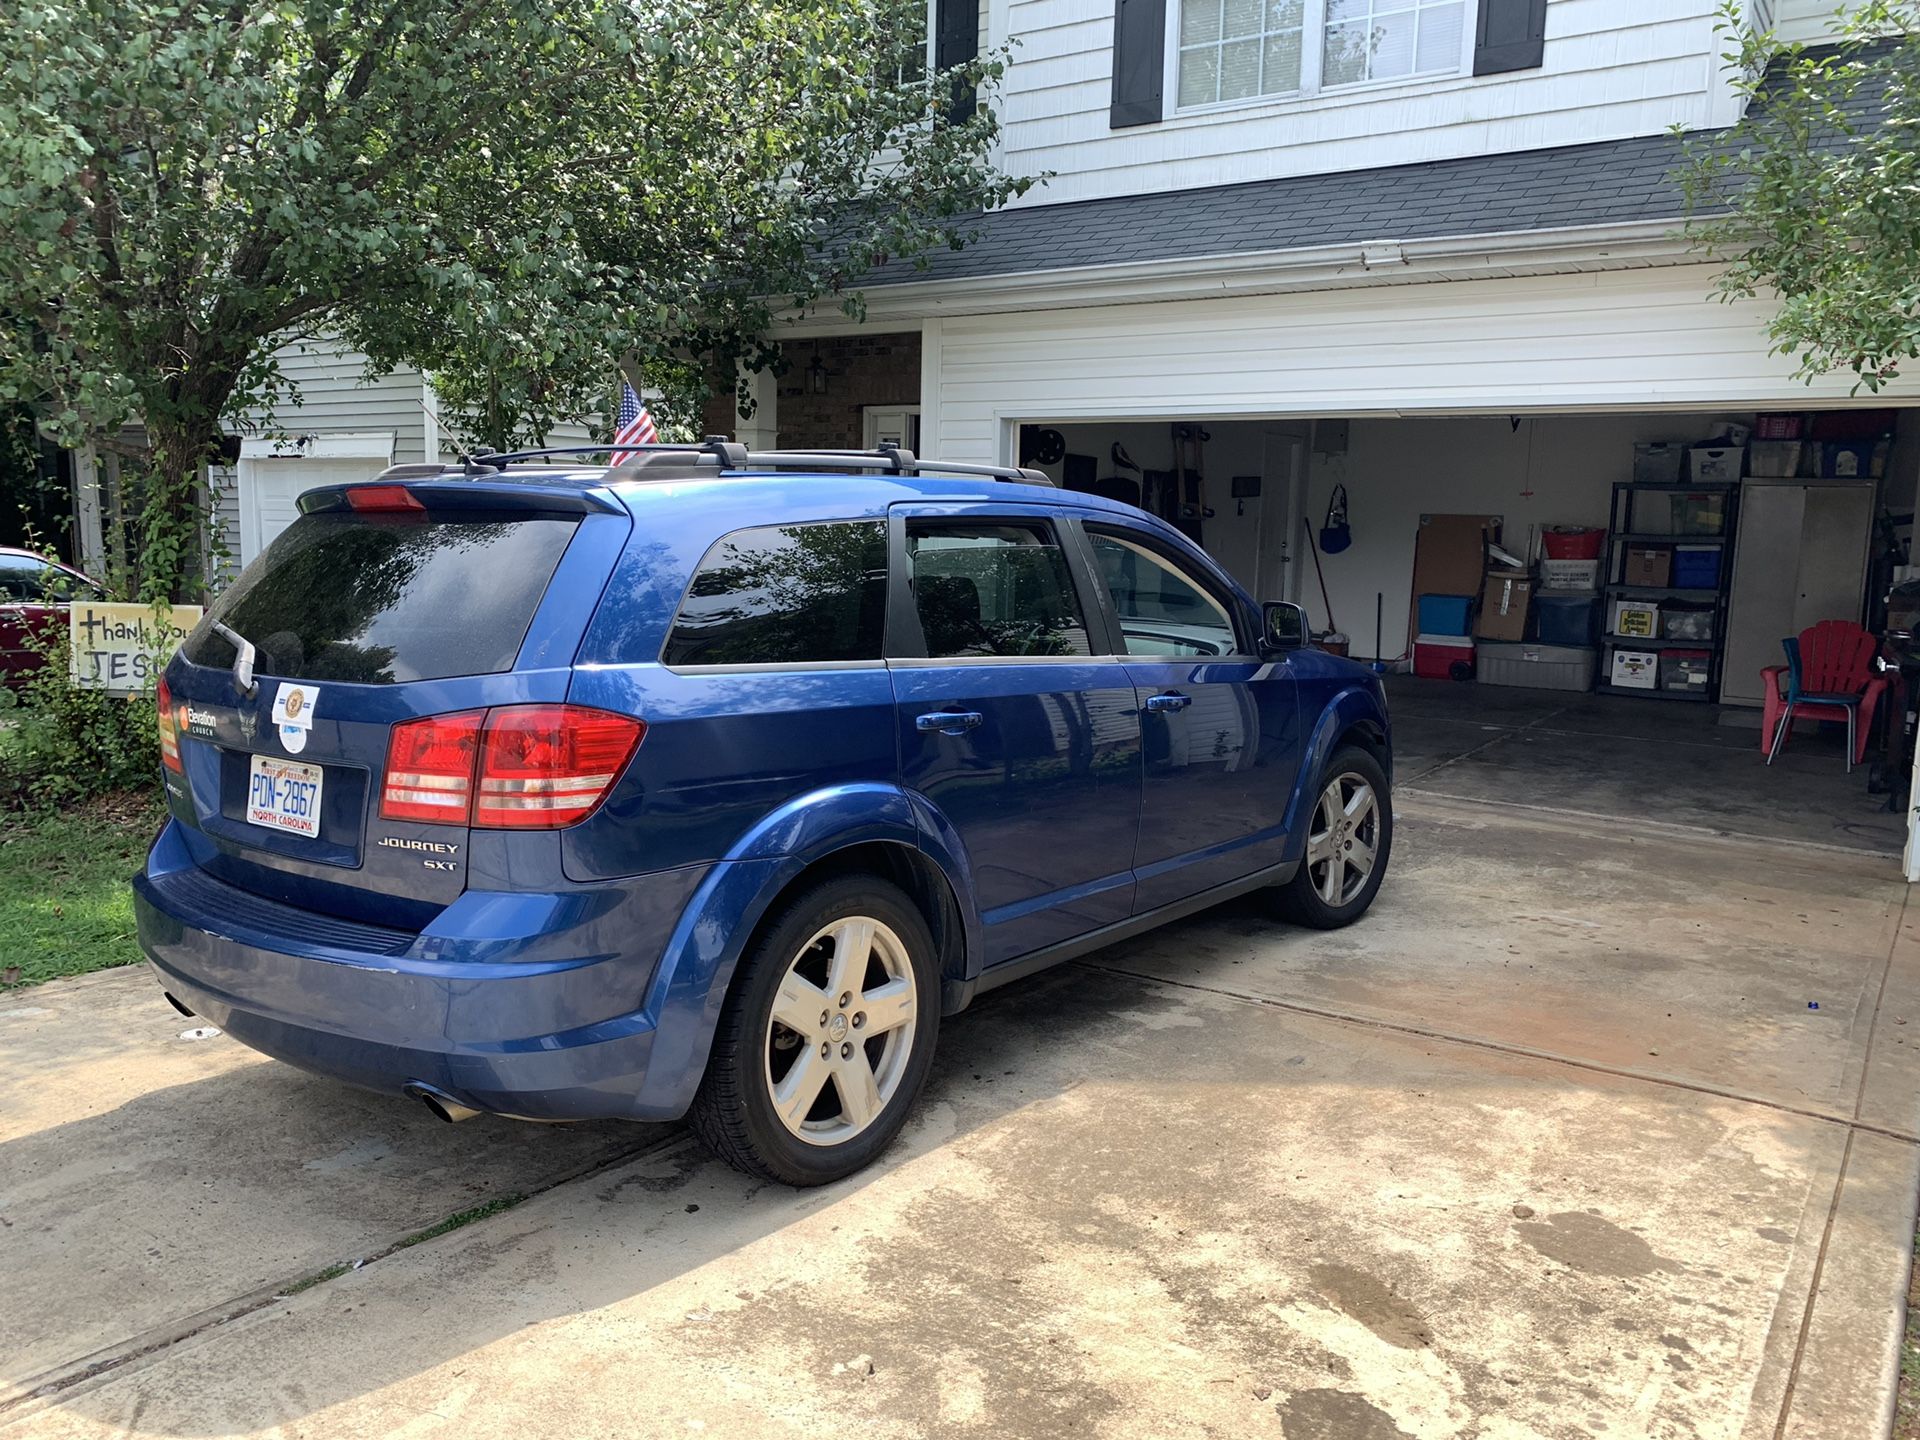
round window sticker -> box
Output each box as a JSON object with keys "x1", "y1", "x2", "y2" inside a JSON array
[
  {"x1": 284, "y1": 688, "x2": 306, "y2": 722},
  {"x1": 280, "y1": 722, "x2": 308, "y2": 754}
]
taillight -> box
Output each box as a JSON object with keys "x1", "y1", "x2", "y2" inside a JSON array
[
  {"x1": 380, "y1": 711, "x2": 484, "y2": 822},
  {"x1": 345, "y1": 484, "x2": 425, "y2": 513},
  {"x1": 475, "y1": 706, "x2": 645, "y2": 829},
  {"x1": 378, "y1": 706, "x2": 642, "y2": 829},
  {"x1": 157, "y1": 678, "x2": 183, "y2": 773}
]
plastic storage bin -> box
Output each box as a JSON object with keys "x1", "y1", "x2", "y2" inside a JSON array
[
  {"x1": 1673, "y1": 546, "x2": 1721, "y2": 588},
  {"x1": 1690, "y1": 446, "x2": 1741, "y2": 482},
  {"x1": 1662, "y1": 604, "x2": 1714, "y2": 641},
  {"x1": 1542, "y1": 527, "x2": 1605, "y2": 560},
  {"x1": 1413, "y1": 635, "x2": 1474, "y2": 680},
  {"x1": 1748, "y1": 440, "x2": 1803, "y2": 478},
  {"x1": 1416, "y1": 594, "x2": 1473, "y2": 636},
  {"x1": 1673, "y1": 492, "x2": 1728, "y2": 535},
  {"x1": 1819, "y1": 439, "x2": 1888, "y2": 478},
  {"x1": 1633, "y1": 443, "x2": 1684, "y2": 484},
  {"x1": 1660, "y1": 649, "x2": 1712, "y2": 692},
  {"x1": 1535, "y1": 593, "x2": 1599, "y2": 646},
  {"x1": 1477, "y1": 641, "x2": 1596, "y2": 692}
]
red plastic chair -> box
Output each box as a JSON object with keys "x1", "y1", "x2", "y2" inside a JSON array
[{"x1": 1760, "y1": 620, "x2": 1888, "y2": 768}]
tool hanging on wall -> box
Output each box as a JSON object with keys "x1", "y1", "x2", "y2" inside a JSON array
[
  {"x1": 1170, "y1": 424, "x2": 1213, "y2": 544},
  {"x1": 1319, "y1": 483, "x2": 1352, "y2": 554},
  {"x1": 1302, "y1": 516, "x2": 1337, "y2": 632}
]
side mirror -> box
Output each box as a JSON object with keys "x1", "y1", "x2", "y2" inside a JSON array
[{"x1": 1263, "y1": 601, "x2": 1309, "y2": 652}]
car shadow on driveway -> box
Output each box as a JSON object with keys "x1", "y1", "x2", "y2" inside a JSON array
[{"x1": 7, "y1": 945, "x2": 1887, "y2": 1440}]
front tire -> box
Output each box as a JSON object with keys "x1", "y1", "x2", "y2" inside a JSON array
[
  {"x1": 1273, "y1": 745, "x2": 1392, "y2": 930},
  {"x1": 689, "y1": 875, "x2": 940, "y2": 1186}
]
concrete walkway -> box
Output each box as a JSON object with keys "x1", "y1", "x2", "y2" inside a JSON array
[{"x1": 1, "y1": 795, "x2": 1914, "y2": 1439}]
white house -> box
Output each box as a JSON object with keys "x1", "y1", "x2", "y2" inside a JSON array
[{"x1": 714, "y1": 0, "x2": 1914, "y2": 685}]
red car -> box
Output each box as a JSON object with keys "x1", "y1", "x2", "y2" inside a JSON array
[{"x1": 0, "y1": 548, "x2": 106, "y2": 684}]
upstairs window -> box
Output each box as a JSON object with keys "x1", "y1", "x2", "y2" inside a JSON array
[
  {"x1": 1323, "y1": 0, "x2": 1466, "y2": 86},
  {"x1": 1173, "y1": 0, "x2": 1468, "y2": 111},
  {"x1": 1178, "y1": 0, "x2": 1305, "y2": 108}
]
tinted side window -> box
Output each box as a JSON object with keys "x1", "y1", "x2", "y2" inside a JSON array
[
  {"x1": 0, "y1": 557, "x2": 46, "y2": 603},
  {"x1": 1088, "y1": 531, "x2": 1239, "y2": 657},
  {"x1": 663, "y1": 521, "x2": 887, "y2": 667},
  {"x1": 907, "y1": 523, "x2": 1092, "y2": 659}
]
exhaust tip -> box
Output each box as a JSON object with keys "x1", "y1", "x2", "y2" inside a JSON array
[
  {"x1": 163, "y1": 992, "x2": 195, "y2": 1018},
  {"x1": 403, "y1": 1082, "x2": 482, "y2": 1124}
]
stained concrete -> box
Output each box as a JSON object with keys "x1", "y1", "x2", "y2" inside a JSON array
[
  {"x1": 1, "y1": 795, "x2": 1912, "y2": 1440},
  {"x1": 0, "y1": 973, "x2": 656, "y2": 1400},
  {"x1": 1390, "y1": 676, "x2": 1908, "y2": 855}
]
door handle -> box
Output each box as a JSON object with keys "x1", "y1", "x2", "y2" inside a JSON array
[
  {"x1": 916, "y1": 710, "x2": 984, "y2": 735},
  {"x1": 1145, "y1": 692, "x2": 1192, "y2": 713}
]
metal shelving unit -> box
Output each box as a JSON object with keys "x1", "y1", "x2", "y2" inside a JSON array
[{"x1": 1595, "y1": 480, "x2": 1741, "y2": 701}]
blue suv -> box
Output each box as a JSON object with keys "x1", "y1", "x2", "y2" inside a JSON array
[{"x1": 136, "y1": 441, "x2": 1392, "y2": 1185}]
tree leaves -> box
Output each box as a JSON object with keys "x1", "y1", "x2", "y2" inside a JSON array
[
  {"x1": 1681, "y1": 0, "x2": 1920, "y2": 391},
  {"x1": 0, "y1": 0, "x2": 1028, "y2": 584}
]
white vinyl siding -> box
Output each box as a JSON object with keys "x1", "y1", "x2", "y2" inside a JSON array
[
  {"x1": 923, "y1": 264, "x2": 1920, "y2": 461},
  {"x1": 999, "y1": 0, "x2": 1726, "y2": 205},
  {"x1": 237, "y1": 337, "x2": 427, "y2": 461},
  {"x1": 1774, "y1": 0, "x2": 1861, "y2": 40}
]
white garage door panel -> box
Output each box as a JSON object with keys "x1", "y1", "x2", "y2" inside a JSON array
[
  {"x1": 236, "y1": 435, "x2": 394, "y2": 566},
  {"x1": 926, "y1": 266, "x2": 1920, "y2": 460}
]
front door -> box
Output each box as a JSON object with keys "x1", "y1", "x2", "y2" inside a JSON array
[
  {"x1": 1082, "y1": 525, "x2": 1302, "y2": 912},
  {"x1": 890, "y1": 512, "x2": 1141, "y2": 967}
]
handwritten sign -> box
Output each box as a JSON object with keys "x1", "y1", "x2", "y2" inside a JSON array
[{"x1": 70, "y1": 602, "x2": 204, "y2": 694}]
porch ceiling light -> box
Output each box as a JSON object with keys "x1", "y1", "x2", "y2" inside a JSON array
[{"x1": 808, "y1": 350, "x2": 828, "y2": 395}]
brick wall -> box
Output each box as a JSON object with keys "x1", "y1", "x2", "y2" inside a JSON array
[{"x1": 699, "y1": 333, "x2": 922, "y2": 448}]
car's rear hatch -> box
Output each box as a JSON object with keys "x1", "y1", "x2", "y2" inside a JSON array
[{"x1": 160, "y1": 478, "x2": 631, "y2": 930}]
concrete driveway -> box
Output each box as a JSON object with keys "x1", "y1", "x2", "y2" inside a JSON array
[{"x1": 2, "y1": 792, "x2": 1915, "y2": 1440}]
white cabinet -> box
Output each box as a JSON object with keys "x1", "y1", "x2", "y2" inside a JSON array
[{"x1": 1721, "y1": 479, "x2": 1875, "y2": 707}]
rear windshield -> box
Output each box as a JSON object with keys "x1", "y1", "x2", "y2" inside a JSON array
[{"x1": 184, "y1": 511, "x2": 578, "y2": 684}]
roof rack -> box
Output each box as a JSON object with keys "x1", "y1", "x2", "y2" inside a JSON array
[{"x1": 455, "y1": 437, "x2": 1055, "y2": 486}]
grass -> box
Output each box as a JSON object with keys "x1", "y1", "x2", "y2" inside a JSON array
[{"x1": 0, "y1": 790, "x2": 163, "y2": 988}]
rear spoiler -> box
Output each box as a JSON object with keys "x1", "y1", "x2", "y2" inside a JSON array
[{"x1": 298, "y1": 479, "x2": 626, "y2": 517}]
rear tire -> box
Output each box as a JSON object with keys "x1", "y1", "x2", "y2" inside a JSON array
[
  {"x1": 1273, "y1": 745, "x2": 1392, "y2": 930},
  {"x1": 689, "y1": 875, "x2": 939, "y2": 1186}
]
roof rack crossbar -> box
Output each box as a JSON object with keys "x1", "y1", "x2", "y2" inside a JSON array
[
  {"x1": 736, "y1": 448, "x2": 1055, "y2": 486},
  {"x1": 440, "y1": 439, "x2": 1054, "y2": 486}
]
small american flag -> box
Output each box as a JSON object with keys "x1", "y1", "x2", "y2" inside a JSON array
[{"x1": 613, "y1": 379, "x2": 658, "y2": 452}]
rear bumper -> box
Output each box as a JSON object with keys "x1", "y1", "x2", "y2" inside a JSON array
[{"x1": 133, "y1": 826, "x2": 709, "y2": 1122}]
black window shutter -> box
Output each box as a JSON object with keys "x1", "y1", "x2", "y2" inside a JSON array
[
  {"x1": 935, "y1": 0, "x2": 978, "y2": 124},
  {"x1": 1474, "y1": 0, "x2": 1547, "y2": 76},
  {"x1": 1110, "y1": 0, "x2": 1165, "y2": 128}
]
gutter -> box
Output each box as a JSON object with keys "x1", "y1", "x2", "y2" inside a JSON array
[{"x1": 779, "y1": 217, "x2": 1707, "y2": 332}]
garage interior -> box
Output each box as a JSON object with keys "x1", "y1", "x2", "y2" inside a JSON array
[{"x1": 1012, "y1": 410, "x2": 1918, "y2": 860}]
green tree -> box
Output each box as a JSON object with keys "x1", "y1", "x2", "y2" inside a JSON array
[
  {"x1": 1683, "y1": 0, "x2": 1920, "y2": 391},
  {"x1": 0, "y1": 0, "x2": 1028, "y2": 597}
]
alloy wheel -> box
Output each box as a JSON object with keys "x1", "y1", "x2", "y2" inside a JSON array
[
  {"x1": 1305, "y1": 771, "x2": 1380, "y2": 906},
  {"x1": 763, "y1": 915, "x2": 918, "y2": 1146}
]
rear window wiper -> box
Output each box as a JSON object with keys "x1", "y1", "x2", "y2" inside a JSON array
[{"x1": 211, "y1": 621, "x2": 259, "y2": 697}]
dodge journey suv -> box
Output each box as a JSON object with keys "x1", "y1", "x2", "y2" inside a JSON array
[{"x1": 136, "y1": 440, "x2": 1392, "y2": 1185}]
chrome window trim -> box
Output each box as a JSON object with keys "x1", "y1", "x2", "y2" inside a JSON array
[
  {"x1": 662, "y1": 658, "x2": 890, "y2": 676},
  {"x1": 885, "y1": 654, "x2": 1125, "y2": 669}
]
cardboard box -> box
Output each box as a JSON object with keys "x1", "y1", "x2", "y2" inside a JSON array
[
  {"x1": 1624, "y1": 546, "x2": 1671, "y2": 587},
  {"x1": 1609, "y1": 600, "x2": 1661, "y2": 640},
  {"x1": 1476, "y1": 569, "x2": 1533, "y2": 642},
  {"x1": 1610, "y1": 649, "x2": 1660, "y2": 689}
]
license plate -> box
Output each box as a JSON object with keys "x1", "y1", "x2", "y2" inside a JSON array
[{"x1": 245, "y1": 754, "x2": 325, "y2": 839}]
